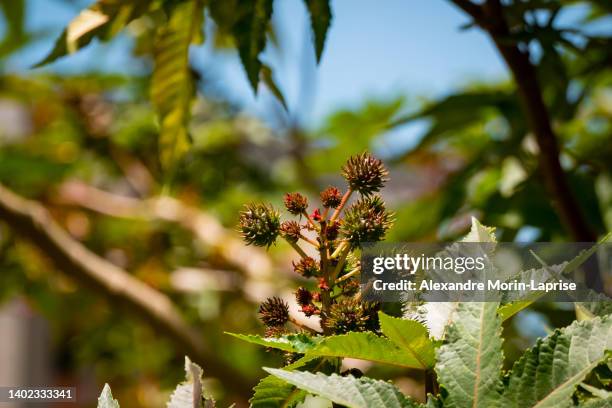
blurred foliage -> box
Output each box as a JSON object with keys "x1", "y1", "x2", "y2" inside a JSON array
[{"x1": 0, "y1": 0, "x2": 610, "y2": 407}]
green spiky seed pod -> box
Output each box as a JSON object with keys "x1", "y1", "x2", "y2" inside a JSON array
[
  {"x1": 280, "y1": 220, "x2": 302, "y2": 243},
  {"x1": 340, "y1": 195, "x2": 393, "y2": 248},
  {"x1": 326, "y1": 299, "x2": 370, "y2": 334},
  {"x1": 292, "y1": 257, "x2": 319, "y2": 278},
  {"x1": 284, "y1": 192, "x2": 308, "y2": 215},
  {"x1": 338, "y1": 278, "x2": 360, "y2": 296},
  {"x1": 341, "y1": 152, "x2": 388, "y2": 195},
  {"x1": 320, "y1": 186, "x2": 342, "y2": 208},
  {"x1": 259, "y1": 297, "x2": 289, "y2": 327},
  {"x1": 295, "y1": 287, "x2": 313, "y2": 306},
  {"x1": 239, "y1": 203, "x2": 280, "y2": 248}
]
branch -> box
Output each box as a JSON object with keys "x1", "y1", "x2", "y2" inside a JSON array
[
  {"x1": 0, "y1": 183, "x2": 253, "y2": 398},
  {"x1": 55, "y1": 181, "x2": 274, "y2": 285},
  {"x1": 450, "y1": 0, "x2": 596, "y2": 241}
]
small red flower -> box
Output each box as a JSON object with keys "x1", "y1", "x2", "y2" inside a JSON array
[
  {"x1": 317, "y1": 277, "x2": 330, "y2": 291},
  {"x1": 311, "y1": 208, "x2": 322, "y2": 221}
]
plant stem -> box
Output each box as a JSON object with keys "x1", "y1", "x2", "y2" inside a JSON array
[
  {"x1": 330, "y1": 246, "x2": 350, "y2": 283},
  {"x1": 299, "y1": 234, "x2": 319, "y2": 248},
  {"x1": 330, "y1": 240, "x2": 349, "y2": 259},
  {"x1": 289, "y1": 316, "x2": 321, "y2": 335},
  {"x1": 287, "y1": 240, "x2": 309, "y2": 259},
  {"x1": 335, "y1": 266, "x2": 360, "y2": 284},
  {"x1": 302, "y1": 210, "x2": 319, "y2": 231},
  {"x1": 329, "y1": 189, "x2": 353, "y2": 223}
]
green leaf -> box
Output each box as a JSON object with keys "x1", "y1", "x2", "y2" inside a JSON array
[
  {"x1": 97, "y1": 384, "x2": 120, "y2": 408},
  {"x1": 303, "y1": 0, "x2": 332, "y2": 62},
  {"x1": 498, "y1": 233, "x2": 612, "y2": 321},
  {"x1": 378, "y1": 312, "x2": 435, "y2": 369},
  {"x1": 167, "y1": 357, "x2": 214, "y2": 408},
  {"x1": 310, "y1": 332, "x2": 428, "y2": 369},
  {"x1": 264, "y1": 369, "x2": 423, "y2": 408},
  {"x1": 502, "y1": 315, "x2": 612, "y2": 408},
  {"x1": 250, "y1": 375, "x2": 306, "y2": 408},
  {"x1": 404, "y1": 217, "x2": 497, "y2": 339},
  {"x1": 435, "y1": 302, "x2": 504, "y2": 408},
  {"x1": 35, "y1": 0, "x2": 151, "y2": 66},
  {"x1": 232, "y1": 0, "x2": 274, "y2": 92},
  {"x1": 151, "y1": 0, "x2": 204, "y2": 169},
  {"x1": 261, "y1": 64, "x2": 288, "y2": 110},
  {"x1": 226, "y1": 332, "x2": 319, "y2": 353},
  {"x1": 228, "y1": 331, "x2": 428, "y2": 369},
  {"x1": 578, "y1": 397, "x2": 612, "y2": 408}
]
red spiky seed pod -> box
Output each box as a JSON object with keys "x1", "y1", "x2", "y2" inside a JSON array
[
  {"x1": 341, "y1": 152, "x2": 388, "y2": 195},
  {"x1": 259, "y1": 297, "x2": 289, "y2": 327},
  {"x1": 320, "y1": 186, "x2": 342, "y2": 208},
  {"x1": 301, "y1": 304, "x2": 320, "y2": 317},
  {"x1": 295, "y1": 287, "x2": 313, "y2": 306},
  {"x1": 292, "y1": 257, "x2": 319, "y2": 278},
  {"x1": 284, "y1": 192, "x2": 308, "y2": 215},
  {"x1": 279, "y1": 220, "x2": 302, "y2": 243}
]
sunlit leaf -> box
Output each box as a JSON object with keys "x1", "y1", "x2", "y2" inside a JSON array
[{"x1": 151, "y1": 0, "x2": 204, "y2": 169}]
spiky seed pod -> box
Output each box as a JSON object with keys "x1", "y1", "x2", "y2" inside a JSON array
[
  {"x1": 279, "y1": 220, "x2": 302, "y2": 243},
  {"x1": 340, "y1": 195, "x2": 393, "y2": 248},
  {"x1": 325, "y1": 221, "x2": 340, "y2": 241},
  {"x1": 295, "y1": 287, "x2": 313, "y2": 306},
  {"x1": 341, "y1": 368, "x2": 364, "y2": 378},
  {"x1": 292, "y1": 257, "x2": 319, "y2": 278},
  {"x1": 362, "y1": 302, "x2": 382, "y2": 332},
  {"x1": 317, "y1": 277, "x2": 330, "y2": 291},
  {"x1": 301, "y1": 304, "x2": 320, "y2": 317},
  {"x1": 338, "y1": 278, "x2": 360, "y2": 296},
  {"x1": 239, "y1": 203, "x2": 280, "y2": 248},
  {"x1": 341, "y1": 152, "x2": 388, "y2": 195},
  {"x1": 284, "y1": 192, "x2": 308, "y2": 215},
  {"x1": 259, "y1": 297, "x2": 289, "y2": 327},
  {"x1": 326, "y1": 299, "x2": 370, "y2": 334},
  {"x1": 320, "y1": 186, "x2": 342, "y2": 208},
  {"x1": 264, "y1": 325, "x2": 288, "y2": 338}
]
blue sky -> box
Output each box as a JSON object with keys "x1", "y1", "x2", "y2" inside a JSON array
[
  {"x1": 2, "y1": 0, "x2": 603, "y2": 128},
  {"x1": 4, "y1": 1, "x2": 507, "y2": 123}
]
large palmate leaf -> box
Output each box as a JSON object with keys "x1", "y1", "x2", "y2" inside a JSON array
[
  {"x1": 231, "y1": 0, "x2": 273, "y2": 92},
  {"x1": 226, "y1": 332, "x2": 319, "y2": 353},
  {"x1": 167, "y1": 357, "x2": 215, "y2": 408},
  {"x1": 151, "y1": 0, "x2": 203, "y2": 169},
  {"x1": 265, "y1": 369, "x2": 423, "y2": 408},
  {"x1": 228, "y1": 331, "x2": 429, "y2": 369},
  {"x1": 303, "y1": 0, "x2": 332, "y2": 62},
  {"x1": 435, "y1": 302, "x2": 504, "y2": 408},
  {"x1": 502, "y1": 315, "x2": 612, "y2": 408},
  {"x1": 404, "y1": 217, "x2": 497, "y2": 339},
  {"x1": 498, "y1": 232, "x2": 612, "y2": 321},
  {"x1": 309, "y1": 332, "x2": 429, "y2": 369},
  {"x1": 97, "y1": 384, "x2": 120, "y2": 408},
  {"x1": 249, "y1": 356, "x2": 318, "y2": 408},
  {"x1": 378, "y1": 312, "x2": 435, "y2": 369},
  {"x1": 35, "y1": 0, "x2": 151, "y2": 66},
  {"x1": 250, "y1": 375, "x2": 307, "y2": 408}
]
